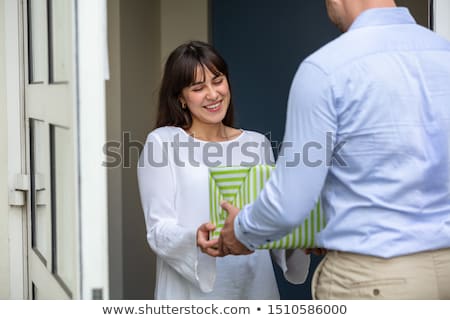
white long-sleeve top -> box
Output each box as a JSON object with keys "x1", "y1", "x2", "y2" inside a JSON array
[{"x1": 137, "y1": 126, "x2": 310, "y2": 299}]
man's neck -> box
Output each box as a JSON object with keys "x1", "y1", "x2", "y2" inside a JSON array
[{"x1": 344, "y1": 0, "x2": 397, "y2": 31}]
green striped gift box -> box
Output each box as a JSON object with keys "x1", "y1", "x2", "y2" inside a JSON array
[{"x1": 209, "y1": 165, "x2": 325, "y2": 249}]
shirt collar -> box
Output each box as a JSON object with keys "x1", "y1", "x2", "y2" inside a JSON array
[{"x1": 349, "y1": 7, "x2": 417, "y2": 31}]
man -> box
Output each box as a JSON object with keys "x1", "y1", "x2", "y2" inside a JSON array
[{"x1": 212, "y1": 0, "x2": 450, "y2": 299}]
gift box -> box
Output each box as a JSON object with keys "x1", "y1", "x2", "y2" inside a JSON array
[{"x1": 209, "y1": 165, "x2": 325, "y2": 249}]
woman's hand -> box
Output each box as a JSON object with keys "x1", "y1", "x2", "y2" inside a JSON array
[{"x1": 196, "y1": 222, "x2": 223, "y2": 257}]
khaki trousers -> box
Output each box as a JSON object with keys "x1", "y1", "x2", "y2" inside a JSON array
[{"x1": 312, "y1": 248, "x2": 450, "y2": 299}]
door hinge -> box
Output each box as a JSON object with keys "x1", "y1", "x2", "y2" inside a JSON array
[
  {"x1": 8, "y1": 190, "x2": 26, "y2": 206},
  {"x1": 14, "y1": 173, "x2": 30, "y2": 191},
  {"x1": 8, "y1": 174, "x2": 29, "y2": 207},
  {"x1": 9, "y1": 174, "x2": 46, "y2": 207}
]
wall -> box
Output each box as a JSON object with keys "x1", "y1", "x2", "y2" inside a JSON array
[
  {"x1": 106, "y1": 0, "x2": 160, "y2": 299},
  {"x1": 160, "y1": 0, "x2": 209, "y2": 64},
  {"x1": 0, "y1": 0, "x2": 11, "y2": 299},
  {"x1": 119, "y1": 0, "x2": 160, "y2": 299},
  {"x1": 106, "y1": 0, "x2": 124, "y2": 300}
]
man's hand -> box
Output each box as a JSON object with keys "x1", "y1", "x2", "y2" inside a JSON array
[
  {"x1": 197, "y1": 222, "x2": 223, "y2": 257},
  {"x1": 218, "y1": 201, "x2": 253, "y2": 256}
]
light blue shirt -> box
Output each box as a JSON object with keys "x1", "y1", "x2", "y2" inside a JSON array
[{"x1": 235, "y1": 8, "x2": 450, "y2": 258}]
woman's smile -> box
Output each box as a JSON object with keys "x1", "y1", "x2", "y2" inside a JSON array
[{"x1": 204, "y1": 100, "x2": 222, "y2": 112}]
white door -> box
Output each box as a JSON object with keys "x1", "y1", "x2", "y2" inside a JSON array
[
  {"x1": 434, "y1": 0, "x2": 450, "y2": 41},
  {"x1": 23, "y1": 0, "x2": 78, "y2": 299}
]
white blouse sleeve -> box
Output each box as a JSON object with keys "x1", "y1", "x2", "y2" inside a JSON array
[
  {"x1": 270, "y1": 250, "x2": 310, "y2": 284},
  {"x1": 137, "y1": 132, "x2": 215, "y2": 292},
  {"x1": 259, "y1": 134, "x2": 311, "y2": 284}
]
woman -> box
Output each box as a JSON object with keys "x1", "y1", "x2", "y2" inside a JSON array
[{"x1": 137, "y1": 41, "x2": 310, "y2": 299}]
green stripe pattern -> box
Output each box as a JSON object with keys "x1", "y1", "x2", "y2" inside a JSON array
[{"x1": 209, "y1": 165, "x2": 325, "y2": 249}]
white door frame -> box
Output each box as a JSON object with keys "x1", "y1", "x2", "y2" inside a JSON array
[
  {"x1": 434, "y1": 0, "x2": 450, "y2": 40},
  {"x1": 5, "y1": 0, "x2": 109, "y2": 299},
  {"x1": 76, "y1": 0, "x2": 109, "y2": 299},
  {"x1": 5, "y1": 0, "x2": 27, "y2": 299}
]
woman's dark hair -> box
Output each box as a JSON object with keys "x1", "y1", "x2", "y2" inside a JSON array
[{"x1": 155, "y1": 41, "x2": 235, "y2": 129}]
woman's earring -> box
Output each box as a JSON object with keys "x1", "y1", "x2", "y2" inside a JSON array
[{"x1": 181, "y1": 102, "x2": 187, "y2": 109}]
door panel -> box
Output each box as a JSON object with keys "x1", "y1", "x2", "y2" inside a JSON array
[
  {"x1": 29, "y1": 119, "x2": 52, "y2": 267},
  {"x1": 29, "y1": 252, "x2": 72, "y2": 299},
  {"x1": 27, "y1": 0, "x2": 47, "y2": 83},
  {"x1": 52, "y1": 125, "x2": 77, "y2": 294},
  {"x1": 48, "y1": 0, "x2": 71, "y2": 83},
  {"x1": 23, "y1": 0, "x2": 78, "y2": 299}
]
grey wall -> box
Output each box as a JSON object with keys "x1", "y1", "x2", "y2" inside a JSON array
[
  {"x1": 106, "y1": 0, "x2": 160, "y2": 299},
  {"x1": 120, "y1": 0, "x2": 162, "y2": 299},
  {"x1": 160, "y1": 0, "x2": 209, "y2": 63},
  {"x1": 107, "y1": 0, "x2": 124, "y2": 300}
]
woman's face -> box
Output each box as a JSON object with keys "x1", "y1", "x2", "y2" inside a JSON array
[{"x1": 180, "y1": 65, "x2": 230, "y2": 128}]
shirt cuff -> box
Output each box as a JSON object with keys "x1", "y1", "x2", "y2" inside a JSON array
[
  {"x1": 234, "y1": 212, "x2": 257, "y2": 250},
  {"x1": 235, "y1": 203, "x2": 278, "y2": 250},
  {"x1": 195, "y1": 247, "x2": 216, "y2": 293}
]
